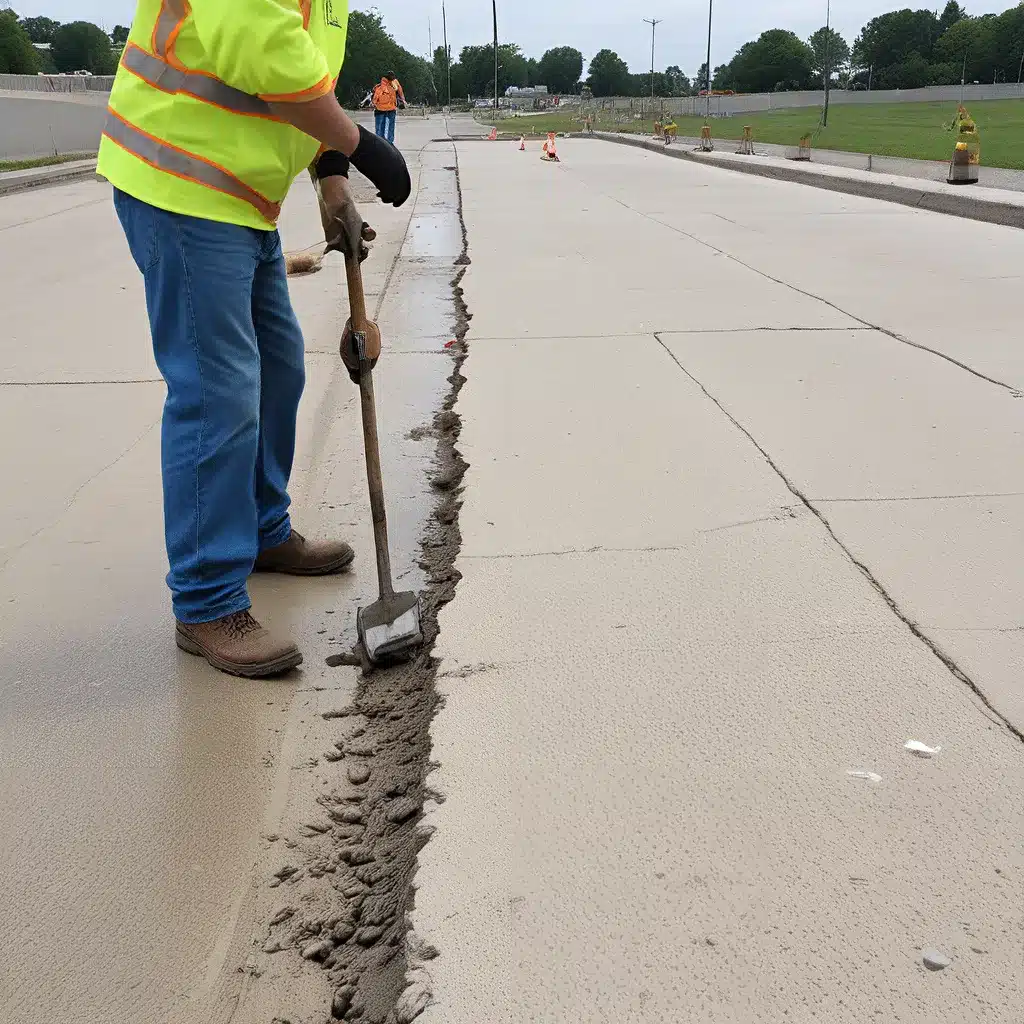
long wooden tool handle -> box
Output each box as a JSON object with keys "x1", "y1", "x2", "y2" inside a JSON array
[
  {"x1": 344, "y1": 252, "x2": 395, "y2": 601},
  {"x1": 345, "y1": 252, "x2": 370, "y2": 330}
]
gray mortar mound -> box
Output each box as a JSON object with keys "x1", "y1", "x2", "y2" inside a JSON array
[{"x1": 263, "y1": 152, "x2": 472, "y2": 1024}]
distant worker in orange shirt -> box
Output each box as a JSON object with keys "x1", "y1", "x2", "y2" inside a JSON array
[{"x1": 363, "y1": 71, "x2": 406, "y2": 145}]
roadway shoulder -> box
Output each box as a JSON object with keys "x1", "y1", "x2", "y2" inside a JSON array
[{"x1": 589, "y1": 131, "x2": 1024, "y2": 230}]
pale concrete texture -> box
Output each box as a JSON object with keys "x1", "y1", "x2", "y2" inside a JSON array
[
  {"x1": 411, "y1": 138, "x2": 1024, "y2": 1021},
  {"x1": 0, "y1": 91, "x2": 107, "y2": 160},
  {"x1": 0, "y1": 118, "x2": 455, "y2": 1022}
]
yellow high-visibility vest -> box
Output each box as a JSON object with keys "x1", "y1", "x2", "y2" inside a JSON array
[{"x1": 97, "y1": 0, "x2": 349, "y2": 230}]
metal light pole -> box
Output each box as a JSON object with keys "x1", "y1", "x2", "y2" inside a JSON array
[
  {"x1": 822, "y1": 0, "x2": 832, "y2": 127},
  {"x1": 704, "y1": 0, "x2": 713, "y2": 118},
  {"x1": 1018, "y1": 49, "x2": 1024, "y2": 87},
  {"x1": 492, "y1": 0, "x2": 498, "y2": 111},
  {"x1": 960, "y1": 51, "x2": 967, "y2": 106},
  {"x1": 643, "y1": 18, "x2": 661, "y2": 102},
  {"x1": 442, "y1": 2, "x2": 451, "y2": 107}
]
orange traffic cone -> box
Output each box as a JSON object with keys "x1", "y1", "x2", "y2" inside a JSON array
[
  {"x1": 487, "y1": 126, "x2": 498, "y2": 141},
  {"x1": 519, "y1": 135, "x2": 526, "y2": 151},
  {"x1": 541, "y1": 132, "x2": 560, "y2": 162}
]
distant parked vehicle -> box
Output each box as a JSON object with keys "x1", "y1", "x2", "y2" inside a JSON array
[{"x1": 73, "y1": 70, "x2": 94, "y2": 77}]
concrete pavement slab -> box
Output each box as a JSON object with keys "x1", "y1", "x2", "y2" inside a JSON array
[
  {"x1": 406, "y1": 132, "x2": 1024, "y2": 1023},
  {"x1": 421, "y1": 541, "x2": 1024, "y2": 1023},
  {"x1": 561, "y1": 141, "x2": 1024, "y2": 391}
]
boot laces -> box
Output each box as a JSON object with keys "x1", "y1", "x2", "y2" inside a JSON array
[{"x1": 218, "y1": 610, "x2": 263, "y2": 641}]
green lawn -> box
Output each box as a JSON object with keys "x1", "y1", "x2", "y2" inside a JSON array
[
  {"x1": 489, "y1": 100, "x2": 1024, "y2": 169},
  {"x1": 0, "y1": 153, "x2": 93, "y2": 172}
]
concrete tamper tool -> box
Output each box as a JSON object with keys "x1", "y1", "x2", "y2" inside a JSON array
[
  {"x1": 337, "y1": 247, "x2": 424, "y2": 666},
  {"x1": 306, "y1": 183, "x2": 422, "y2": 668}
]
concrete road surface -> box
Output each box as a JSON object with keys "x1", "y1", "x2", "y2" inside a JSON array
[
  {"x1": 0, "y1": 116, "x2": 459, "y2": 1023},
  {"x1": 3, "y1": 118, "x2": 1024, "y2": 1023},
  {"x1": 411, "y1": 139, "x2": 1024, "y2": 1021}
]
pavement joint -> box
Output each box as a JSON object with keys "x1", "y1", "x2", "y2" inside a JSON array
[
  {"x1": 0, "y1": 378, "x2": 163, "y2": 386},
  {"x1": 654, "y1": 330, "x2": 1024, "y2": 749}
]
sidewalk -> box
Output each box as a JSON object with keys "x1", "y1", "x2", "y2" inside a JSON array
[{"x1": 409, "y1": 137, "x2": 1024, "y2": 1021}]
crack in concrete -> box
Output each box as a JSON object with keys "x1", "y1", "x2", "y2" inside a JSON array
[
  {"x1": 260, "y1": 142, "x2": 471, "y2": 1024},
  {"x1": 654, "y1": 331, "x2": 1024, "y2": 748},
  {"x1": 816, "y1": 492, "x2": 1024, "y2": 503},
  {"x1": 580, "y1": 177, "x2": 1020, "y2": 396}
]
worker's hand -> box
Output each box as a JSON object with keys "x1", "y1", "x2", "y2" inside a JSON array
[
  {"x1": 320, "y1": 175, "x2": 376, "y2": 262},
  {"x1": 350, "y1": 125, "x2": 412, "y2": 207}
]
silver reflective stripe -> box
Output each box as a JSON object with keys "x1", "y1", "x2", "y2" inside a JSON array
[
  {"x1": 103, "y1": 112, "x2": 281, "y2": 223},
  {"x1": 152, "y1": 0, "x2": 186, "y2": 57},
  {"x1": 122, "y1": 45, "x2": 274, "y2": 118}
]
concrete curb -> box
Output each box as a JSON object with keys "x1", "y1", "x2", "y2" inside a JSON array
[
  {"x1": 0, "y1": 159, "x2": 98, "y2": 197},
  {"x1": 587, "y1": 132, "x2": 1024, "y2": 231}
]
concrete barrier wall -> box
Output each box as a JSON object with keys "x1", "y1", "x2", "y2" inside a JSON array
[
  {"x1": 0, "y1": 92, "x2": 109, "y2": 159},
  {"x1": 588, "y1": 82, "x2": 1024, "y2": 119},
  {"x1": 0, "y1": 73, "x2": 115, "y2": 93}
]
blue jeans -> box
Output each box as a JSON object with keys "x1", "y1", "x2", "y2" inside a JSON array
[
  {"x1": 375, "y1": 109, "x2": 396, "y2": 145},
  {"x1": 113, "y1": 189, "x2": 304, "y2": 624}
]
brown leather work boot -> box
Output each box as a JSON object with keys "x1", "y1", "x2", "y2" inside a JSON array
[
  {"x1": 253, "y1": 530, "x2": 355, "y2": 577},
  {"x1": 175, "y1": 610, "x2": 302, "y2": 678}
]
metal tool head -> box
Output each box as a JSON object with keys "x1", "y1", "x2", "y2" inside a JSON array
[{"x1": 357, "y1": 591, "x2": 424, "y2": 667}]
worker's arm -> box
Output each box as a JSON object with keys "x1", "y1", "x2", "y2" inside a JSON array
[
  {"x1": 270, "y1": 93, "x2": 360, "y2": 156},
  {"x1": 395, "y1": 80, "x2": 407, "y2": 108},
  {"x1": 282, "y1": 100, "x2": 411, "y2": 207}
]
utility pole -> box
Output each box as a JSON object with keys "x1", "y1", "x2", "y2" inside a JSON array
[
  {"x1": 704, "y1": 0, "x2": 713, "y2": 119},
  {"x1": 643, "y1": 18, "x2": 662, "y2": 103},
  {"x1": 1018, "y1": 49, "x2": 1024, "y2": 88},
  {"x1": 493, "y1": 0, "x2": 498, "y2": 112},
  {"x1": 822, "y1": 0, "x2": 832, "y2": 127},
  {"x1": 868, "y1": 63, "x2": 873, "y2": 92},
  {"x1": 960, "y1": 50, "x2": 967, "y2": 106},
  {"x1": 442, "y1": 2, "x2": 451, "y2": 107}
]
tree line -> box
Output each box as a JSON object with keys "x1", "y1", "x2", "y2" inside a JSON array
[
  {"x1": 5, "y1": 3, "x2": 1022, "y2": 99},
  {"x1": 703, "y1": 2, "x2": 1024, "y2": 94},
  {"x1": 0, "y1": 12, "x2": 127, "y2": 75}
]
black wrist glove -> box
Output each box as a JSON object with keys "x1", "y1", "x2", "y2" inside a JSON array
[
  {"x1": 315, "y1": 149, "x2": 350, "y2": 179},
  {"x1": 349, "y1": 125, "x2": 411, "y2": 208}
]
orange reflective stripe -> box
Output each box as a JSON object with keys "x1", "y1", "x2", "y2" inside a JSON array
[
  {"x1": 259, "y1": 74, "x2": 333, "y2": 103},
  {"x1": 102, "y1": 110, "x2": 282, "y2": 223},
  {"x1": 152, "y1": 0, "x2": 187, "y2": 58},
  {"x1": 300, "y1": 0, "x2": 312, "y2": 29},
  {"x1": 122, "y1": 44, "x2": 279, "y2": 119}
]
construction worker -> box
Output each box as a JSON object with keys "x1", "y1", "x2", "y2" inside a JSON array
[
  {"x1": 97, "y1": 0, "x2": 411, "y2": 679},
  {"x1": 367, "y1": 71, "x2": 406, "y2": 145}
]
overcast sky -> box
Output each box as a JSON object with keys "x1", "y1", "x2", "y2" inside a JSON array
[{"x1": 10, "y1": 0, "x2": 1020, "y2": 76}]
